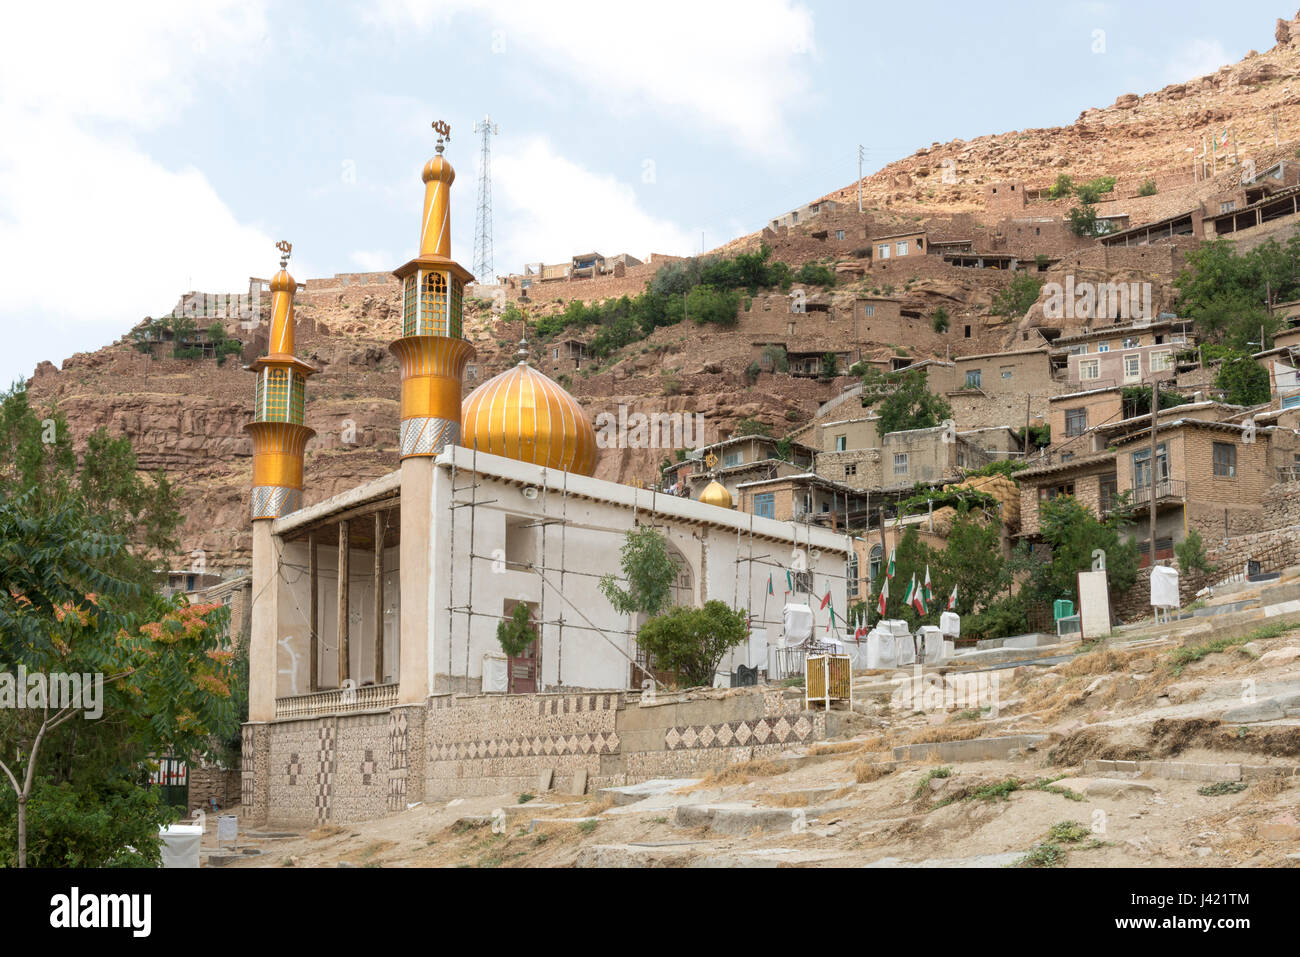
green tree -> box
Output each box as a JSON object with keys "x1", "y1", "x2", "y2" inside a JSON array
[
  {"x1": 1048, "y1": 174, "x2": 1074, "y2": 200},
  {"x1": 819, "y1": 352, "x2": 840, "y2": 380},
  {"x1": 496, "y1": 603, "x2": 537, "y2": 657},
  {"x1": 931, "y1": 307, "x2": 950, "y2": 333},
  {"x1": 932, "y1": 511, "x2": 1011, "y2": 617},
  {"x1": 991, "y1": 273, "x2": 1043, "y2": 319},
  {"x1": 636, "y1": 600, "x2": 749, "y2": 687},
  {"x1": 599, "y1": 526, "x2": 678, "y2": 618},
  {"x1": 1138, "y1": 179, "x2": 1158, "y2": 197},
  {"x1": 684, "y1": 285, "x2": 740, "y2": 326},
  {"x1": 1174, "y1": 528, "x2": 1216, "y2": 577},
  {"x1": 1215, "y1": 353, "x2": 1271, "y2": 406},
  {"x1": 1031, "y1": 495, "x2": 1139, "y2": 604},
  {"x1": 860, "y1": 368, "x2": 953, "y2": 435},
  {"x1": 795, "y1": 261, "x2": 836, "y2": 286},
  {"x1": 733, "y1": 417, "x2": 771, "y2": 437}
]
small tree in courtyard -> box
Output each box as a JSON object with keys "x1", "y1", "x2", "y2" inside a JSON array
[
  {"x1": 599, "y1": 526, "x2": 678, "y2": 619},
  {"x1": 636, "y1": 600, "x2": 749, "y2": 688}
]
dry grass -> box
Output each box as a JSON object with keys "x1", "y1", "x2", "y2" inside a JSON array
[
  {"x1": 692, "y1": 758, "x2": 790, "y2": 789},
  {"x1": 900, "y1": 723, "x2": 985, "y2": 746},
  {"x1": 1252, "y1": 775, "x2": 1292, "y2": 799},
  {"x1": 809, "y1": 738, "x2": 880, "y2": 756},
  {"x1": 853, "y1": 760, "x2": 896, "y2": 784},
  {"x1": 758, "y1": 792, "x2": 810, "y2": 808},
  {"x1": 308, "y1": 824, "x2": 345, "y2": 841}
]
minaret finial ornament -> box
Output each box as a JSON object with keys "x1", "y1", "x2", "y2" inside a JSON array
[
  {"x1": 433, "y1": 119, "x2": 450, "y2": 154},
  {"x1": 276, "y1": 239, "x2": 292, "y2": 269},
  {"x1": 517, "y1": 337, "x2": 529, "y2": 364}
]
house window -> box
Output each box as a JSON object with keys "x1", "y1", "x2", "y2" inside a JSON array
[
  {"x1": 1283, "y1": 392, "x2": 1300, "y2": 410},
  {"x1": 1097, "y1": 343, "x2": 1110, "y2": 353},
  {"x1": 1064, "y1": 408, "x2": 1088, "y2": 436},
  {"x1": 1220, "y1": 201, "x2": 1236, "y2": 214},
  {"x1": 846, "y1": 550, "x2": 859, "y2": 595},
  {"x1": 963, "y1": 325, "x2": 972, "y2": 338},
  {"x1": 1070, "y1": 345, "x2": 1089, "y2": 355},
  {"x1": 1213, "y1": 441, "x2": 1236, "y2": 478},
  {"x1": 1132, "y1": 443, "x2": 1169, "y2": 489},
  {"x1": 754, "y1": 492, "x2": 775, "y2": 519},
  {"x1": 1061, "y1": 452, "x2": 1074, "y2": 462},
  {"x1": 1100, "y1": 473, "x2": 1118, "y2": 513},
  {"x1": 1150, "y1": 350, "x2": 1172, "y2": 372},
  {"x1": 791, "y1": 569, "x2": 812, "y2": 593},
  {"x1": 1041, "y1": 482, "x2": 1075, "y2": 500},
  {"x1": 1000, "y1": 366, "x2": 1014, "y2": 379},
  {"x1": 844, "y1": 462, "x2": 857, "y2": 477},
  {"x1": 893, "y1": 453, "x2": 909, "y2": 476},
  {"x1": 862, "y1": 305, "x2": 875, "y2": 317},
  {"x1": 878, "y1": 244, "x2": 890, "y2": 260},
  {"x1": 723, "y1": 451, "x2": 742, "y2": 467},
  {"x1": 965, "y1": 369, "x2": 982, "y2": 388},
  {"x1": 868, "y1": 545, "x2": 883, "y2": 582},
  {"x1": 1124, "y1": 354, "x2": 1141, "y2": 380},
  {"x1": 1080, "y1": 359, "x2": 1100, "y2": 381},
  {"x1": 835, "y1": 434, "x2": 847, "y2": 451},
  {"x1": 835, "y1": 229, "x2": 845, "y2": 241},
  {"x1": 1122, "y1": 337, "x2": 1140, "y2": 348},
  {"x1": 896, "y1": 241, "x2": 909, "y2": 256},
  {"x1": 553, "y1": 348, "x2": 560, "y2": 359}
]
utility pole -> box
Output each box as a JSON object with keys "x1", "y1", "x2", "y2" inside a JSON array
[
  {"x1": 857, "y1": 144, "x2": 865, "y2": 213},
  {"x1": 472, "y1": 116, "x2": 498, "y2": 282},
  {"x1": 1148, "y1": 370, "x2": 1163, "y2": 570}
]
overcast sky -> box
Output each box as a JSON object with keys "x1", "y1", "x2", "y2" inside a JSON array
[{"x1": 0, "y1": 0, "x2": 1288, "y2": 386}]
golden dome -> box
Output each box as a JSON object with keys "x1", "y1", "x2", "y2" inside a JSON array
[
  {"x1": 699, "y1": 479, "x2": 733, "y2": 509},
  {"x1": 270, "y1": 267, "x2": 295, "y2": 293},
  {"x1": 461, "y1": 357, "x2": 597, "y2": 476},
  {"x1": 422, "y1": 153, "x2": 455, "y2": 186}
]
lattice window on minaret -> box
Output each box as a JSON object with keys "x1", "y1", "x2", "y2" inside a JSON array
[
  {"x1": 450, "y1": 277, "x2": 463, "y2": 338},
  {"x1": 402, "y1": 274, "x2": 417, "y2": 337},
  {"x1": 288, "y1": 371, "x2": 306, "y2": 423},
  {"x1": 420, "y1": 270, "x2": 447, "y2": 335},
  {"x1": 262, "y1": 367, "x2": 290, "y2": 422}
]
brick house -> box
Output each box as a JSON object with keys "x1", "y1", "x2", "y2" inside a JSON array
[
  {"x1": 671, "y1": 435, "x2": 816, "y2": 503},
  {"x1": 735, "y1": 473, "x2": 870, "y2": 531}
]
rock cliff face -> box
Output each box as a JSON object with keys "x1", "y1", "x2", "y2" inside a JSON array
[{"x1": 24, "y1": 13, "x2": 1300, "y2": 574}]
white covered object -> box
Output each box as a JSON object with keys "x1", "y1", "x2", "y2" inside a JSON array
[
  {"x1": 885, "y1": 619, "x2": 910, "y2": 637},
  {"x1": 482, "y1": 653, "x2": 508, "y2": 693},
  {"x1": 919, "y1": 626, "x2": 945, "y2": 664},
  {"x1": 896, "y1": 633, "x2": 916, "y2": 666},
  {"x1": 866, "y1": 630, "x2": 897, "y2": 669},
  {"x1": 939, "y1": 611, "x2": 961, "y2": 639},
  {"x1": 747, "y1": 628, "x2": 769, "y2": 670},
  {"x1": 1150, "y1": 566, "x2": 1180, "y2": 609},
  {"x1": 159, "y1": 823, "x2": 202, "y2": 869},
  {"x1": 783, "y1": 603, "x2": 814, "y2": 642}
]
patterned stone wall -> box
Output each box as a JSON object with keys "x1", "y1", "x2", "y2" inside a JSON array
[{"x1": 242, "y1": 686, "x2": 832, "y2": 826}]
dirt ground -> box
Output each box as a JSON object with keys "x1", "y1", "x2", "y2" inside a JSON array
[{"x1": 214, "y1": 610, "x2": 1300, "y2": 869}]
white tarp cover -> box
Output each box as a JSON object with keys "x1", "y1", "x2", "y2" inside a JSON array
[
  {"x1": 865, "y1": 629, "x2": 898, "y2": 670},
  {"x1": 919, "y1": 626, "x2": 945, "y2": 664},
  {"x1": 747, "y1": 628, "x2": 768, "y2": 670},
  {"x1": 783, "y1": 603, "x2": 814, "y2": 642},
  {"x1": 940, "y1": 611, "x2": 961, "y2": 639},
  {"x1": 482, "y1": 654, "x2": 509, "y2": 693},
  {"x1": 896, "y1": 633, "x2": 917, "y2": 666},
  {"x1": 1150, "y1": 566, "x2": 1180, "y2": 609},
  {"x1": 159, "y1": 823, "x2": 202, "y2": 869}
]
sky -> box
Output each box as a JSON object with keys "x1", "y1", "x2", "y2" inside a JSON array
[{"x1": 0, "y1": 0, "x2": 1291, "y2": 386}]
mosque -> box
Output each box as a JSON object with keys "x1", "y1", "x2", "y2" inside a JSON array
[{"x1": 240, "y1": 122, "x2": 849, "y2": 822}]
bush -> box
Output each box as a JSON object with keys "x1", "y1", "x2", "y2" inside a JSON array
[
  {"x1": 1215, "y1": 354, "x2": 1271, "y2": 406},
  {"x1": 795, "y1": 262, "x2": 836, "y2": 287},
  {"x1": 1138, "y1": 179, "x2": 1158, "y2": 197},
  {"x1": 496, "y1": 603, "x2": 537, "y2": 657},
  {"x1": 761, "y1": 345, "x2": 789, "y2": 373},
  {"x1": 931, "y1": 307, "x2": 950, "y2": 333},
  {"x1": 1175, "y1": 528, "x2": 1216, "y2": 577},
  {"x1": 636, "y1": 601, "x2": 750, "y2": 687},
  {"x1": 991, "y1": 273, "x2": 1043, "y2": 319}
]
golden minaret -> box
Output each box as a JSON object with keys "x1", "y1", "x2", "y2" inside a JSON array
[
  {"x1": 389, "y1": 120, "x2": 476, "y2": 457},
  {"x1": 246, "y1": 240, "x2": 316, "y2": 519}
]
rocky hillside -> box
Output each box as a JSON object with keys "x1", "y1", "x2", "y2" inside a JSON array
[{"x1": 25, "y1": 11, "x2": 1300, "y2": 575}]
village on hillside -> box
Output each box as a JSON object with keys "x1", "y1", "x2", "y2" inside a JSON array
[{"x1": 4, "y1": 6, "x2": 1300, "y2": 920}]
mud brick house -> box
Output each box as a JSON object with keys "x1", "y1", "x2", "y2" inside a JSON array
[
  {"x1": 546, "y1": 336, "x2": 590, "y2": 372},
  {"x1": 735, "y1": 472, "x2": 870, "y2": 530},
  {"x1": 671, "y1": 434, "x2": 816, "y2": 504},
  {"x1": 1018, "y1": 401, "x2": 1298, "y2": 560},
  {"x1": 1099, "y1": 208, "x2": 1204, "y2": 247},
  {"x1": 1047, "y1": 318, "x2": 1195, "y2": 385}
]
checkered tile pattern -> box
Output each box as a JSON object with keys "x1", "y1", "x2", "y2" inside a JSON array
[
  {"x1": 664, "y1": 715, "x2": 814, "y2": 750},
  {"x1": 432, "y1": 730, "x2": 620, "y2": 762},
  {"x1": 285, "y1": 752, "x2": 301, "y2": 786},
  {"x1": 537, "y1": 694, "x2": 617, "y2": 716},
  {"x1": 314, "y1": 724, "x2": 335, "y2": 823},
  {"x1": 240, "y1": 725, "x2": 255, "y2": 808},
  {"x1": 399, "y1": 416, "x2": 458, "y2": 457},
  {"x1": 360, "y1": 750, "x2": 376, "y2": 786}
]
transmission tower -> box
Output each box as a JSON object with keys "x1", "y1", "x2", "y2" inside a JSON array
[{"x1": 472, "y1": 115, "x2": 498, "y2": 282}]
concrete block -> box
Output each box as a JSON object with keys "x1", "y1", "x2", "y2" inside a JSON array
[
  {"x1": 1223, "y1": 700, "x2": 1285, "y2": 723},
  {"x1": 891, "y1": 733, "x2": 1048, "y2": 763},
  {"x1": 538, "y1": 769, "x2": 554, "y2": 792},
  {"x1": 572, "y1": 769, "x2": 588, "y2": 796}
]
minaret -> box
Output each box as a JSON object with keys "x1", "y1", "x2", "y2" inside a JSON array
[
  {"x1": 389, "y1": 120, "x2": 477, "y2": 457},
  {"x1": 246, "y1": 240, "x2": 316, "y2": 519}
]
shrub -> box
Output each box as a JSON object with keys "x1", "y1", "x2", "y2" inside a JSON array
[
  {"x1": 636, "y1": 601, "x2": 750, "y2": 688},
  {"x1": 931, "y1": 307, "x2": 950, "y2": 333},
  {"x1": 1138, "y1": 179, "x2": 1158, "y2": 197}
]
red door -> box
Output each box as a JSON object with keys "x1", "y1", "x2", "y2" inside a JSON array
[{"x1": 508, "y1": 639, "x2": 539, "y2": 693}]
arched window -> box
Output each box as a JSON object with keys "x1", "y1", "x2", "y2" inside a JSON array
[
  {"x1": 420, "y1": 271, "x2": 447, "y2": 333},
  {"x1": 868, "y1": 545, "x2": 883, "y2": 584}
]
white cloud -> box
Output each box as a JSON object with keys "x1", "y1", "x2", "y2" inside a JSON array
[
  {"x1": 364, "y1": 0, "x2": 817, "y2": 153},
  {"x1": 350, "y1": 249, "x2": 396, "y2": 272},
  {"x1": 0, "y1": 3, "x2": 273, "y2": 383},
  {"x1": 489, "y1": 136, "x2": 696, "y2": 277},
  {"x1": 1163, "y1": 38, "x2": 1231, "y2": 84}
]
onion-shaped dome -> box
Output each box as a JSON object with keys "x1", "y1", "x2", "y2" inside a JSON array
[
  {"x1": 699, "y1": 479, "x2": 733, "y2": 509},
  {"x1": 461, "y1": 357, "x2": 597, "y2": 476}
]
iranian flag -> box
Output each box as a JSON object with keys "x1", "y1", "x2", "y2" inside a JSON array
[
  {"x1": 910, "y1": 574, "x2": 927, "y2": 615},
  {"x1": 877, "y1": 577, "x2": 889, "y2": 617},
  {"x1": 923, "y1": 566, "x2": 934, "y2": 605},
  {"x1": 902, "y1": 574, "x2": 915, "y2": 609},
  {"x1": 947, "y1": 583, "x2": 958, "y2": 611},
  {"x1": 886, "y1": 547, "x2": 896, "y2": 579}
]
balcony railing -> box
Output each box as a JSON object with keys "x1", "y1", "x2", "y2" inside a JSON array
[
  {"x1": 274, "y1": 682, "x2": 399, "y2": 719},
  {"x1": 1277, "y1": 466, "x2": 1300, "y2": 483},
  {"x1": 1129, "y1": 478, "x2": 1186, "y2": 508}
]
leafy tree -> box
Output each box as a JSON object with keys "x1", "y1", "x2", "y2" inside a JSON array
[
  {"x1": 1215, "y1": 353, "x2": 1271, "y2": 406},
  {"x1": 860, "y1": 368, "x2": 953, "y2": 435},
  {"x1": 1048, "y1": 174, "x2": 1075, "y2": 200},
  {"x1": 1030, "y1": 495, "x2": 1139, "y2": 605},
  {"x1": 931, "y1": 307, "x2": 950, "y2": 333},
  {"x1": 762, "y1": 345, "x2": 789, "y2": 373},
  {"x1": 1174, "y1": 528, "x2": 1216, "y2": 577},
  {"x1": 599, "y1": 526, "x2": 678, "y2": 618},
  {"x1": 636, "y1": 600, "x2": 749, "y2": 687},
  {"x1": 1120, "y1": 386, "x2": 1188, "y2": 418},
  {"x1": 795, "y1": 262, "x2": 836, "y2": 286},
  {"x1": 933, "y1": 512, "x2": 1011, "y2": 617},
  {"x1": 1138, "y1": 179, "x2": 1158, "y2": 197},
  {"x1": 819, "y1": 352, "x2": 840, "y2": 380},
  {"x1": 732, "y1": 417, "x2": 771, "y2": 437},
  {"x1": 1067, "y1": 203, "x2": 1108, "y2": 238},
  {"x1": 1074, "y1": 176, "x2": 1116, "y2": 204},
  {"x1": 496, "y1": 603, "x2": 537, "y2": 657},
  {"x1": 991, "y1": 273, "x2": 1043, "y2": 319},
  {"x1": 684, "y1": 284, "x2": 740, "y2": 326}
]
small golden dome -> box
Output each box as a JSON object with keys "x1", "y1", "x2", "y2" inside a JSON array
[
  {"x1": 422, "y1": 154, "x2": 455, "y2": 186},
  {"x1": 462, "y1": 358, "x2": 597, "y2": 476},
  {"x1": 699, "y1": 479, "x2": 733, "y2": 509},
  {"x1": 270, "y1": 268, "x2": 295, "y2": 293}
]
